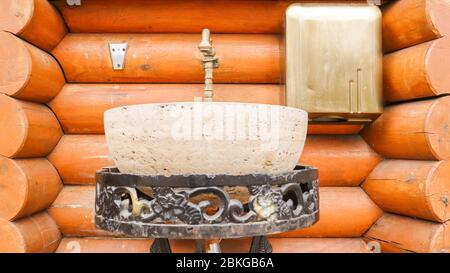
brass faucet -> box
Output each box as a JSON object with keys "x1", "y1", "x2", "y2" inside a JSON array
[{"x1": 198, "y1": 29, "x2": 219, "y2": 102}]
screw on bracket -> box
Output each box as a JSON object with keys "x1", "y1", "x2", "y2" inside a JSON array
[
  {"x1": 66, "y1": 0, "x2": 81, "y2": 6},
  {"x1": 109, "y1": 43, "x2": 128, "y2": 70}
]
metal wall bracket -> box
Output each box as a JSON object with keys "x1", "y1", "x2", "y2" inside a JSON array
[
  {"x1": 109, "y1": 43, "x2": 128, "y2": 70},
  {"x1": 66, "y1": 0, "x2": 81, "y2": 6},
  {"x1": 367, "y1": 0, "x2": 382, "y2": 5}
]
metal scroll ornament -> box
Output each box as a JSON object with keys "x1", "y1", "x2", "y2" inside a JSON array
[{"x1": 95, "y1": 166, "x2": 319, "y2": 239}]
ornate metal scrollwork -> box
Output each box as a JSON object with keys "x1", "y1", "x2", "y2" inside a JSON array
[
  {"x1": 95, "y1": 166, "x2": 319, "y2": 239},
  {"x1": 97, "y1": 182, "x2": 318, "y2": 225}
]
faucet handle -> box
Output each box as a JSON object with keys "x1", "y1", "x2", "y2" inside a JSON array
[{"x1": 199, "y1": 29, "x2": 213, "y2": 52}]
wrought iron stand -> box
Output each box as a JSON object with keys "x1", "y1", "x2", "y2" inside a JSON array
[{"x1": 95, "y1": 166, "x2": 319, "y2": 253}]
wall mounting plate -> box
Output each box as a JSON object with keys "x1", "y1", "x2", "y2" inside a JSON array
[
  {"x1": 109, "y1": 43, "x2": 128, "y2": 70},
  {"x1": 66, "y1": 0, "x2": 81, "y2": 6}
]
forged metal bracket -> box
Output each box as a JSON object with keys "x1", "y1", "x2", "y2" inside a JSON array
[
  {"x1": 95, "y1": 166, "x2": 319, "y2": 239},
  {"x1": 367, "y1": 0, "x2": 382, "y2": 5},
  {"x1": 149, "y1": 237, "x2": 271, "y2": 253},
  {"x1": 109, "y1": 43, "x2": 128, "y2": 70},
  {"x1": 150, "y1": 238, "x2": 171, "y2": 253},
  {"x1": 250, "y1": 236, "x2": 273, "y2": 253},
  {"x1": 66, "y1": 0, "x2": 81, "y2": 6}
]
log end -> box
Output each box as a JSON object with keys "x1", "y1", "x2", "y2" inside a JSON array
[
  {"x1": 382, "y1": 0, "x2": 450, "y2": 52},
  {"x1": 363, "y1": 160, "x2": 450, "y2": 222},
  {"x1": 0, "y1": 0, "x2": 67, "y2": 51},
  {"x1": 0, "y1": 156, "x2": 63, "y2": 221},
  {"x1": 0, "y1": 94, "x2": 63, "y2": 158},
  {"x1": 365, "y1": 213, "x2": 449, "y2": 253},
  {"x1": 0, "y1": 219, "x2": 27, "y2": 252},
  {"x1": 432, "y1": 222, "x2": 450, "y2": 253},
  {"x1": 428, "y1": 161, "x2": 450, "y2": 222},
  {"x1": 0, "y1": 157, "x2": 28, "y2": 220},
  {"x1": 0, "y1": 31, "x2": 31, "y2": 98},
  {"x1": 427, "y1": 38, "x2": 450, "y2": 96},
  {"x1": 0, "y1": 213, "x2": 61, "y2": 253},
  {"x1": 428, "y1": 0, "x2": 450, "y2": 38},
  {"x1": 0, "y1": 0, "x2": 34, "y2": 35},
  {"x1": 0, "y1": 31, "x2": 65, "y2": 102},
  {"x1": 0, "y1": 94, "x2": 28, "y2": 158},
  {"x1": 426, "y1": 96, "x2": 450, "y2": 160}
]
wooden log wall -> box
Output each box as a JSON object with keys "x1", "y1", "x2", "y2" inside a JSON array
[
  {"x1": 51, "y1": 0, "x2": 373, "y2": 34},
  {"x1": 1, "y1": 0, "x2": 449, "y2": 253},
  {"x1": 0, "y1": 0, "x2": 67, "y2": 253},
  {"x1": 363, "y1": 0, "x2": 450, "y2": 253}
]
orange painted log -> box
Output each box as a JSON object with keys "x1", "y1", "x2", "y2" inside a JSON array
[
  {"x1": 0, "y1": 32, "x2": 65, "y2": 102},
  {"x1": 300, "y1": 136, "x2": 381, "y2": 187},
  {"x1": 307, "y1": 124, "x2": 364, "y2": 135},
  {"x1": 47, "y1": 135, "x2": 113, "y2": 185},
  {"x1": 49, "y1": 186, "x2": 382, "y2": 237},
  {"x1": 0, "y1": 94, "x2": 63, "y2": 158},
  {"x1": 56, "y1": 237, "x2": 370, "y2": 253},
  {"x1": 0, "y1": 212, "x2": 61, "y2": 253},
  {"x1": 48, "y1": 84, "x2": 285, "y2": 134},
  {"x1": 48, "y1": 134, "x2": 379, "y2": 186},
  {"x1": 361, "y1": 96, "x2": 450, "y2": 161},
  {"x1": 275, "y1": 187, "x2": 383, "y2": 238},
  {"x1": 51, "y1": 34, "x2": 279, "y2": 84},
  {"x1": 0, "y1": 0, "x2": 67, "y2": 51},
  {"x1": 364, "y1": 213, "x2": 449, "y2": 253},
  {"x1": 384, "y1": 38, "x2": 450, "y2": 103},
  {"x1": 48, "y1": 83, "x2": 361, "y2": 135},
  {"x1": 51, "y1": 0, "x2": 382, "y2": 35},
  {"x1": 268, "y1": 238, "x2": 371, "y2": 253},
  {"x1": 363, "y1": 160, "x2": 450, "y2": 223},
  {"x1": 52, "y1": 0, "x2": 291, "y2": 34},
  {"x1": 0, "y1": 156, "x2": 62, "y2": 221},
  {"x1": 382, "y1": 0, "x2": 450, "y2": 53},
  {"x1": 56, "y1": 237, "x2": 153, "y2": 253},
  {"x1": 47, "y1": 186, "x2": 120, "y2": 237}
]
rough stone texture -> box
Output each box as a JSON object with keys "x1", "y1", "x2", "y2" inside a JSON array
[{"x1": 104, "y1": 102, "x2": 308, "y2": 176}]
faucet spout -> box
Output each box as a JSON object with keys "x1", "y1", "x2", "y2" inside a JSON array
[{"x1": 199, "y1": 29, "x2": 219, "y2": 102}]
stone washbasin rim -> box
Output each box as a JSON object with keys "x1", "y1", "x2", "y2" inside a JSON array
[
  {"x1": 96, "y1": 165, "x2": 318, "y2": 187},
  {"x1": 104, "y1": 101, "x2": 308, "y2": 117}
]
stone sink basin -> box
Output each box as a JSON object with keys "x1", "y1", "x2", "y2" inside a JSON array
[{"x1": 104, "y1": 102, "x2": 308, "y2": 176}]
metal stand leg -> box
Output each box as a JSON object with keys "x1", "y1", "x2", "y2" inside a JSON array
[
  {"x1": 249, "y1": 236, "x2": 272, "y2": 253},
  {"x1": 150, "y1": 238, "x2": 172, "y2": 253},
  {"x1": 194, "y1": 240, "x2": 206, "y2": 253}
]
